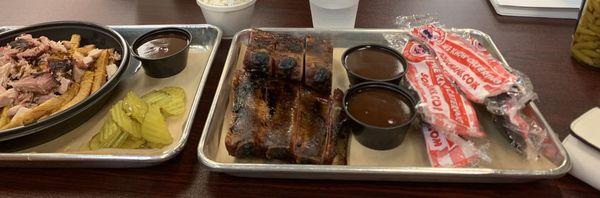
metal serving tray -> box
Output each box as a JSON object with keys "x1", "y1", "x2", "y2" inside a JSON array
[
  {"x1": 198, "y1": 28, "x2": 571, "y2": 182},
  {"x1": 0, "y1": 24, "x2": 222, "y2": 167}
]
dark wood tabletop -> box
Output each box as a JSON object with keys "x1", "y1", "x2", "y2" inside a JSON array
[{"x1": 0, "y1": 0, "x2": 598, "y2": 197}]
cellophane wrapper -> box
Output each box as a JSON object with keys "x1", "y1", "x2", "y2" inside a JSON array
[
  {"x1": 389, "y1": 15, "x2": 546, "y2": 160},
  {"x1": 401, "y1": 40, "x2": 485, "y2": 138},
  {"x1": 421, "y1": 124, "x2": 489, "y2": 168}
]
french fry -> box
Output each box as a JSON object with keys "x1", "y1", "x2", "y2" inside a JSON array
[
  {"x1": 1, "y1": 85, "x2": 78, "y2": 130},
  {"x1": 91, "y1": 50, "x2": 109, "y2": 93},
  {"x1": 69, "y1": 34, "x2": 81, "y2": 51},
  {"x1": 60, "y1": 71, "x2": 94, "y2": 111},
  {"x1": 76, "y1": 44, "x2": 96, "y2": 55},
  {"x1": 0, "y1": 106, "x2": 10, "y2": 128}
]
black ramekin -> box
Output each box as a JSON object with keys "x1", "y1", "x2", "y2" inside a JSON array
[
  {"x1": 131, "y1": 27, "x2": 192, "y2": 78},
  {"x1": 343, "y1": 81, "x2": 417, "y2": 150},
  {"x1": 341, "y1": 44, "x2": 408, "y2": 86}
]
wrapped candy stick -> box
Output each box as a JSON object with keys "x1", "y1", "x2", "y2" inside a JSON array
[
  {"x1": 396, "y1": 16, "x2": 544, "y2": 159},
  {"x1": 422, "y1": 124, "x2": 488, "y2": 168},
  {"x1": 403, "y1": 40, "x2": 484, "y2": 138},
  {"x1": 408, "y1": 24, "x2": 519, "y2": 104}
]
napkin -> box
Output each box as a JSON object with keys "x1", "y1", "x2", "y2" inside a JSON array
[
  {"x1": 489, "y1": 0, "x2": 581, "y2": 19},
  {"x1": 495, "y1": 0, "x2": 580, "y2": 8},
  {"x1": 562, "y1": 107, "x2": 600, "y2": 190}
]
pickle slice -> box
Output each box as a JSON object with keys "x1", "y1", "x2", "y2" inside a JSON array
[
  {"x1": 142, "y1": 87, "x2": 187, "y2": 116},
  {"x1": 110, "y1": 101, "x2": 142, "y2": 138},
  {"x1": 146, "y1": 141, "x2": 168, "y2": 149},
  {"x1": 89, "y1": 119, "x2": 123, "y2": 149},
  {"x1": 142, "y1": 90, "x2": 170, "y2": 106},
  {"x1": 160, "y1": 87, "x2": 186, "y2": 116},
  {"x1": 123, "y1": 91, "x2": 148, "y2": 123},
  {"x1": 141, "y1": 104, "x2": 172, "y2": 145},
  {"x1": 119, "y1": 136, "x2": 146, "y2": 149},
  {"x1": 89, "y1": 132, "x2": 102, "y2": 150},
  {"x1": 110, "y1": 131, "x2": 129, "y2": 148}
]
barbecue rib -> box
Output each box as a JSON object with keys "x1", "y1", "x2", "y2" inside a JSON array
[
  {"x1": 264, "y1": 81, "x2": 300, "y2": 160},
  {"x1": 322, "y1": 89, "x2": 347, "y2": 165},
  {"x1": 304, "y1": 35, "x2": 333, "y2": 95},
  {"x1": 226, "y1": 71, "x2": 270, "y2": 157},
  {"x1": 227, "y1": 30, "x2": 348, "y2": 164},
  {"x1": 291, "y1": 87, "x2": 329, "y2": 164},
  {"x1": 291, "y1": 88, "x2": 345, "y2": 164},
  {"x1": 243, "y1": 30, "x2": 277, "y2": 76},
  {"x1": 248, "y1": 30, "x2": 276, "y2": 51},
  {"x1": 272, "y1": 34, "x2": 304, "y2": 81},
  {"x1": 243, "y1": 49, "x2": 273, "y2": 76}
]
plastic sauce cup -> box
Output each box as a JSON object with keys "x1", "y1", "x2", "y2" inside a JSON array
[{"x1": 343, "y1": 81, "x2": 417, "y2": 150}]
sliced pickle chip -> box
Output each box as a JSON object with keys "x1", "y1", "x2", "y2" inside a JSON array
[
  {"x1": 160, "y1": 87, "x2": 186, "y2": 116},
  {"x1": 123, "y1": 91, "x2": 148, "y2": 122},
  {"x1": 146, "y1": 141, "x2": 168, "y2": 149},
  {"x1": 110, "y1": 101, "x2": 142, "y2": 138},
  {"x1": 110, "y1": 131, "x2": 129, "y2": 148},
  {"x1": 142, "y1": 88, "x2": 187, "y2": 116},
  {"x1": 89, "y1": 132, "x2": 102, "y2": 150},
  {"x1": 119, "y1": 136, "x2": 146, "y2": 149},
  {"x1": 141, "y1": 104, "x2": 172, "y2": 145},
  {"x1": 142, "y1": 90, "x2": 170, "y2": 106},
  {"x1": 88, "y1": 87, "x2": 184, "y2": 150},
  {"x1": 89, "y1": 119, "x2": 122, "y2": 150}
]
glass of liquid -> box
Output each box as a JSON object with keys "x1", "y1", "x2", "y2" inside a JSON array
[
  {"x1": 309, "y1": 0, "x2": 360, "y2": 28},
  {"x1": 572, "y1": 0, "x2": 600, "y2": 68}
]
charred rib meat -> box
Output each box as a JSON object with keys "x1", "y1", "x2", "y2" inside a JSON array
[
  {"x1": 264, "y1": 81, "x2": 300, "y2": 160},
  {"x1": 226, "y1": 71, "x2": 270, "y2": 157},
  {"x1": 227, "y1": 30, "x2": 347, "y2": 164},
  {"x1": 272, "y1": 34, "x2": 304, "y2": 81},
  {"x1": 304, "y1": 35, "x2": 333, "y2": 95}
]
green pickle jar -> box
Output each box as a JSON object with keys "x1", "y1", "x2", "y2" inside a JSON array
[{"x1": 572, "y1": 0, "x2": 600, "y2": 68}]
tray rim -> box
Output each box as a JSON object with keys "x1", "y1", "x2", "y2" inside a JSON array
[
  {"x1": 197, "y1": 27, "x2": 571, "y2": 181},
  {"x1": 0, "y1": 24, "x2": 223, "y2": 167}
]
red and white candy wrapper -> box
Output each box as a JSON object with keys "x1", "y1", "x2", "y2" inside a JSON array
[
  {"x1": 422, "y1": 124, "x2": 486, "y2": 168},
  {"x1": 497, "y1": 107, "x2": 547, "y2": 160},
  {"x1": 403, "y1": 40, "x2": 485, "y2": 138},
  {"x1": 390, "y1": 15, "x2": 545, "y2": 160},
  {"x1": 408, "y1": 24, "x2": 519, "y2": 104},
  {"x1": 463, "y1": 35, "x2": 538, "y2": 115}
]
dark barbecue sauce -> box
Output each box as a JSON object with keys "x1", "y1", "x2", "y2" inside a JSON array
[
  {"x1": 345, "y1": 47, "x2": 404, "y2": 80},
  {"x1": 136, "y1": 34, "x2": 188, "y2": 59},
  {"x1": 347, "y1": 87, "x2": 412, "y2": 128}
]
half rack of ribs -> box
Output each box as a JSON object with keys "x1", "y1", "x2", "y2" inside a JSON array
[{"x1": 226, "y1": 30, "x2": 347, "y2": 164}]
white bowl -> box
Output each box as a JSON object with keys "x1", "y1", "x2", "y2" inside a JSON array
[{"x1": 197, "y1": 0, "x2": 257, "y2": 38}]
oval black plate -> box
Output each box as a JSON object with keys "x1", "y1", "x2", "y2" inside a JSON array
[{"x1": 0, "y1": 21, "x2": 130, "y2": 148}]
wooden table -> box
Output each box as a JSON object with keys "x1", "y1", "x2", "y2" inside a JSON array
[{"x1": 0, "y1": 0, "x2": 598, "y2": 197}]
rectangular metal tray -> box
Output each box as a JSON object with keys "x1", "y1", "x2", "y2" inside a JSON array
[
  {"x1": 198, "y1": 28, "x2": 571, "y2": 182},
  {"x1": 0, "y1": 24, "x2": 222, "y2": 167}
]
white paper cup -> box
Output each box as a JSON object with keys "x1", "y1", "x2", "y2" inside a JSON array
[{"x1": 197, "y1": 0, "x2": 256, "y2": 38}]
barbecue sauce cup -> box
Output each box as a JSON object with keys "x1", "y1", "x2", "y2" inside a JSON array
[
  {"x1": 343, "y1": 81, "x2": 417, "y2": 150},
  {"x1": 342, "y1": 44, "x2": 407, "y2": 86},
  {"x1": 131, "y1": 27, "x2": 192, "y2": 78}
]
